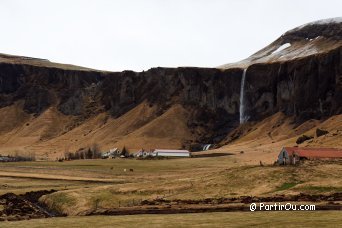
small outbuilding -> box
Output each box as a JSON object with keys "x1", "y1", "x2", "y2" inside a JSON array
[
  {"x1": 277, "y1": 147, "x2": 342, "y2": 165},
  {"x1": 101, "y1": 148, "x2": 120, "y2": 159}
]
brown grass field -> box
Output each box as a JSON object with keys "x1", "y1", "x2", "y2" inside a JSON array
[{"x1": 0, "y1": 157, "x2": 341, "y2": 216}]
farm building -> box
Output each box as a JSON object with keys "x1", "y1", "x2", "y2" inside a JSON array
[
  {"x1": 135, "y1": 149, "x2": 190, "y2": 158},
  {"x1": 135, "y1": 149, "x2": 154, "y2": 158},
  {"x1": 153, "y1": 149, "x2": 190, "y2": 157},
  {"x1": 101, "y1": 148, "x2": 120, "y2": 159},
  {"x1": 277, "y1": 147, "x2": 342, "y2": 165}
]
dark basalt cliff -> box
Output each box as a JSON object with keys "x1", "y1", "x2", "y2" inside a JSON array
[
  {"x1": 244, "y1": 48, "x2": 341, "y2": 122},
  {"x1": 0, "y1": 19, "x2": 341, "y2": 147}
]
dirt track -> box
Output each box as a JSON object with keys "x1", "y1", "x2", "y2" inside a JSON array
[{"x1": 0, "y1": 171, "x2": 120, "y2": 183}]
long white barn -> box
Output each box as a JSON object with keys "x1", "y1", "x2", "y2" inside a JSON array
[{"x1": 153, "y1": 149, "x2": 190, "y2": 157}]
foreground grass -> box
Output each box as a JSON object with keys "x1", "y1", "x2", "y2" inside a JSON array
[
  {"x1": 0, "y1": 159, "x2": 341, "y2": 215},
  {"x1": 2, "y1": 211, "x2": 342, "y2": 228}
]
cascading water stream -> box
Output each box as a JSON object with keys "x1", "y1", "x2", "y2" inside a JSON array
[
  {"x1": 239, "y1": 68, "x2": 247, "y2": 124},
  {"x1": 202, "y1": 144, "x2": 211, "y2": 151}
]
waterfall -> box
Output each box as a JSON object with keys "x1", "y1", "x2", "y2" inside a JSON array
[
  {"x1": 202, "y1": 144, "x2": 211, "y2": 151},
  {"x1": 240, "y1": 68, "x2": 248, "y2": 124}
]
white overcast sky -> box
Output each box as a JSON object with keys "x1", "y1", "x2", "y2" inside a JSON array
[{"x1": 0, "y1": 0, "x2": 341, "y2": 71}]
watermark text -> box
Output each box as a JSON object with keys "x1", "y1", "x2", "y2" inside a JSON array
[{"x1": 249, "y1": 202, "x2": 315, "y2": 211}]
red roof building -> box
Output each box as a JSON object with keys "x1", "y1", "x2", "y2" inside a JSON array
[{"x1": 277, "y1": 147, "x2": 342, "y2": 165}]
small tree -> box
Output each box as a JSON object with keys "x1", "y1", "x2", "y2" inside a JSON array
[
  {"x1": 87, "y1": 148, "x2": 92, "y2": 159},
  {"x1": 121, "y1": 146, "x2": 128, "y2": 157}
]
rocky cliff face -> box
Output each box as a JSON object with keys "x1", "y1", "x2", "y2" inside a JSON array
[
  {"x1": 244, "y1": 48, "x2": 341, "y2": 122},
  {"x1": 0, "y1": 62, "x2": 102, "y2": 114},
  {"x1": 0, "y1": 19, "x2": 341, "y2": 152},
  {"x1": 0, "y1": 63, "x2": 243, "y2": 144}
]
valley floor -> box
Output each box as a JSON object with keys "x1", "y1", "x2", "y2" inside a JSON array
[{"x1": 0, "y1": 157, "x2": 341, "y2": 222}]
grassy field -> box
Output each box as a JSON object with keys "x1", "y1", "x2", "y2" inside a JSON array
[
  {"x1": 0, "y1": 158, "x2": 341, "y2": 216},
  {"x1": 2, "y1": 211, "x2": 342, "y2": 227}
]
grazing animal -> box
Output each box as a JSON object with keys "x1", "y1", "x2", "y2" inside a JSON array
[
  {"x1": 124, "y1": 169, "x2": 127, "y2": 172},
  {"x1": 129, "y1": 169, "x2": 134, "y2": 172}
]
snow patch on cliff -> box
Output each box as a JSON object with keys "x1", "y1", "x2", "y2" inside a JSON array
[{"x1": 271, "y1": 43, "x2": 291, "y2": 55}]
